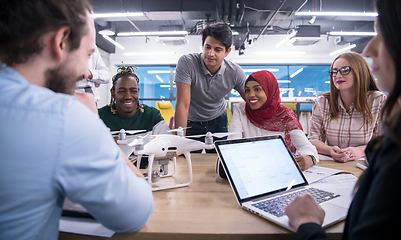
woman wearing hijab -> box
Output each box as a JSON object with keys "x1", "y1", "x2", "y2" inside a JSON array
[{"x1": 216, "y1": 70, "x2": 318, "y2": 178}]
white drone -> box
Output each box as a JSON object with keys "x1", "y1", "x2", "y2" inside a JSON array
[{"x1": 114, "y1": 127, "x2": 236, "y2": 191}]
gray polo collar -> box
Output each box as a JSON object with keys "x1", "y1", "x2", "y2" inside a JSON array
[{"x1": 200, "y1": 55, "x2": 226, "y2": 77}]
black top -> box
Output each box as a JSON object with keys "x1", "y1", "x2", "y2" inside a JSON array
[
  {"x1": 98, "y1": 104, "x2": 164, "y2": 132},
  {"x1": 297, "y1": 118, "x2": 401, "y2": 239}
]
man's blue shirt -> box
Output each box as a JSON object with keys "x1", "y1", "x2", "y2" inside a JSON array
[{"x1": 0, "y1": 63, "x2": 153, "y2": 239}]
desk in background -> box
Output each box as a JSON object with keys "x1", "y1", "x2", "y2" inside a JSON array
[{"x1": 59, "y1": 154, "x2": 364, "y2": 240}]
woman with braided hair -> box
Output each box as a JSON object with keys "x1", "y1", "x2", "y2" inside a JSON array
[{"x1": 98, "y1": 62, "x2": 170, "y2": 135}]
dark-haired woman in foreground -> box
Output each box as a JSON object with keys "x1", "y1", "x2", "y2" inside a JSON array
[{"x1": 286, "y1": 0, "x2": 401, "y2": 239}]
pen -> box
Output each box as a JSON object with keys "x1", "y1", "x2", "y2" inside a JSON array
[
  {"x1": 356, "y1": 163, "x2": 367, "y2": 170},
  {"x1": 286, "y1": 179, "x2": 296, "y2": 191}
]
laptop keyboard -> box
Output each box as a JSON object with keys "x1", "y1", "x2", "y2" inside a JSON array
[{"x1": 251, "y1": 188, "x2": 340, "y2": 218}]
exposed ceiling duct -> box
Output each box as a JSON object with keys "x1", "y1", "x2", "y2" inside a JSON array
[
  {"x1": 288, "y1": 25, "x2": 322, "y2": 46},
  {"x1": 215, "y1": 0, "x2": 245, "y2": 27},
  {"x1": 90, "y1": 0, "x2": 376, "y2": 53},
  {"x1": 254, "y1": 0, "x2": 288, "y2": 41}
]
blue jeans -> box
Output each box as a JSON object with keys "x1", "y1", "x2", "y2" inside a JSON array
[{"x1": 187, "y1": 113, "x2": 227, "y2": 153}]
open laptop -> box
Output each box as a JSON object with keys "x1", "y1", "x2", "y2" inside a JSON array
[{"x1": 214, "y1": 135, "x2": 352, "y2": 232}]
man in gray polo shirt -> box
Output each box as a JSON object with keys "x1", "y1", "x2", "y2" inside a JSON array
[{"x1": 174, "y1": 22, "x2": 246, "y2": 146}]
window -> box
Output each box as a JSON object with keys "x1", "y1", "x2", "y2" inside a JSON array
[
  {"x1": 288, "y1": 65, "x2": 331, "y2": 97},
  {"x1": 239, "y1": 65, "x2": 330, "y2": 97},
  {"x1": 131, "y1": 64, "x2": 331, "y2": 109},
  {"x1": 132, "y1": 66, "x2": 176, "y2": 109}
]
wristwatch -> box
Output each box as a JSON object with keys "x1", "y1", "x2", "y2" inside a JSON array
[{"x1": 309, "y1": 155, "x2": 317, "y2": 165}]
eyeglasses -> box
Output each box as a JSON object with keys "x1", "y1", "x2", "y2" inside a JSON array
[{"x1": 328, "y1": 66, "x2": 352, "y2": 77}]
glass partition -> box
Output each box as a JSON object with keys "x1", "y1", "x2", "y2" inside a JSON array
[
  {"x1": 134, "y1": 66, "x2": 172, "y2": 99},
  {"x1": 126, "y1": 65, "x2": 176, "y2": 109},
  {"x1": 239, "y1": 65, "x2": 290, "y2": 97},
  {"x1": 129, "y1": 64, "x2": 331, "y2": 109},
  {"x1": 288, "y1": 65, "x2": 331, "y2": 97}
]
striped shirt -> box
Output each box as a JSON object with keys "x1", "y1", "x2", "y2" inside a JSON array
[{"x1": 308, "y1": 91, "x2": 387, "y2": 148}]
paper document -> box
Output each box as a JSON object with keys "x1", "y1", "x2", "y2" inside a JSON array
[
  {"x1": 311, "y1": 174, "x2": 359, "y2": 196},
  {"x1": 63, "y1": 198, "x2": 87, "y2": 212},
  {"x1": 303, "y1": 165, "x2": 343, "y2": 183},
  {"x1": 59, "y1": 217, "x2": 115, "y2": 238},
  {"x1": 318, "y1": 154, "x2": 365, "y2": 161},
  {"x1": 60, "y1": 198, "x2": 115, "y2": 237}
]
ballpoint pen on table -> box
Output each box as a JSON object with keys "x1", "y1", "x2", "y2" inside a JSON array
[{"x1": 356, "y1": 163, "x2": 367, "y2": 170}]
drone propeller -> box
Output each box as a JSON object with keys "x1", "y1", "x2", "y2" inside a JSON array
[
  {"x1": 127, "y1": 138, "x2": 142, "y2": 148},
  {"x1": 167, "y1": 126, "x2": 191, "y2": 133},
  {"x1": 127, "y1": 133, "x2": 154, "y2": 148},
  {"x1": 110, "y1": 129, "x2": 147, "y2": 135},
  {"x1": 168, "y1": 126, "x2": 191, "y2": 137},
  {"x1": 186, "y1": 132, "x2": 239, "y2": 138}
]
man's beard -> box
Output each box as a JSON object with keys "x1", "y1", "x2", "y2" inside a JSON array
[{"x1": 44, "y1": 65, "x2": 82, "y2": 95}]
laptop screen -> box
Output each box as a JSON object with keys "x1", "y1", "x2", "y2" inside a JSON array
[{"x1": 215, "y1": 136, "x2": 307, "y2": 202}]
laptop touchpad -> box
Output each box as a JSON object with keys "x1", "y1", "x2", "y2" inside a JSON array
[{"x1": 321, "y1": 203, "x2": 348, "y2": 227}]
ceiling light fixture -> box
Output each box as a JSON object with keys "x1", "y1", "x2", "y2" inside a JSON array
[
  {"x1": 98, "y1": 22, "x2": 116, "y2": 36},
  {"x1": 101, "y1": 35, "x2": 124, "y2": 50},
  {"x1": 124, "y1": 51, "x2": 175, "y2": 56},
  {"x1": 304, "y1": 88, "x2": 316, "y2": 93},
  {"x1": 117, "y1": 31, "x2": 188, "y2": 37},
  {"x1": 328, "y1": 31, "x2": 377, "y2": 36},
  {"x1": 155, "y1": 75, "x2": 164, "y2": 83},
  {"x1": 156, "y1": 37, "x2": 188, "y2": 46},
  {"x1": 147, "y1": 70, "x2": 175, "y2": 74},
  {"x1": 295, "y1": 12, "x2": 377, "y2": 17},
  {"x1": 253, "y1": 51, "x2": 305, "y2": 55},
  {"x1": 243, "y1": 69, "x2": 280, "y2": 73},
  {"x1": 98, "y1": 29, "x2": 115, "y2": 36},
  {"x1": 91, "y1": 12, "x2": 143, "y2": 19},
  {"x1": 329, "y1": 44, "x2": 357, "y2": 56},
  {"x1": 308, "y1": 16, "x2": 316, "y2": 25},
  {"x1": 275, "y1": 30, "x2": 298, "y2": 48},
  {"x1": 290, "y1": 68, "x2": 304, "y2": 78}
]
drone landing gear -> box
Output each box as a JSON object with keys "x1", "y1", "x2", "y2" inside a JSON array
[
  {"x1": 150, "y1": 158, "x2": 176, "y2": 180},
  {"x1": 137, "y1": 152, "x2": 193, "y2": 191}
]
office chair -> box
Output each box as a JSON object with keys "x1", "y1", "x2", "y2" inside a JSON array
[
  {"x1": 226, "y1": 102, "x2": 233, "y2": 130},
  {"x1": 282, "y1": 103, "x2": 297, "y2": 112},
  {"x1": 155, "y1": 101, "x2": 175, "y2": 130}
]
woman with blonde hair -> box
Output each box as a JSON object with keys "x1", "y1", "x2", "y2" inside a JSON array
[{"x1": 308, "y1": 51, "x2": 386, "y2": 162}]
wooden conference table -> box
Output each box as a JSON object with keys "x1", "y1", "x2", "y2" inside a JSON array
[{"x1": 59, "y1": 154, "x2": 365, "y2": 240}]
